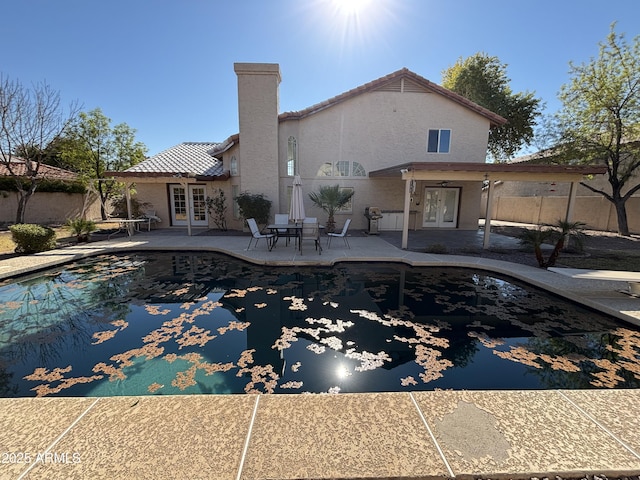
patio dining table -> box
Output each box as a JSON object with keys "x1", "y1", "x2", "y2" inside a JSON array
[
  {"x1": 267, "y1": 223, "x2": 303, "y2": 253},
  {"x1": 103, "y1": 218, "x2": 148, "y2": 239}
]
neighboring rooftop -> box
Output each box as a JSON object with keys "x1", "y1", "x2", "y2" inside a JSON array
[
  {"x1": 0, "y1": 157, "x2": 78, "y2": 181},
  {"x1": 118, "y1": 142, "x2": 228, "y2": 179}
]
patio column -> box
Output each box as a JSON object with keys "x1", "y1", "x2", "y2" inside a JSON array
[
  {"x1": 483, "y1": 178, "x2": 495, "y2": 249},
  {"x1": 186, "y1": 182, "x2": 193, "y2": 236},
  {"x1": 401, "y1": 178, "x2": 411, "y2": 249},
  {"x1": 125, "y1": 184, "x2": 135, "y2": 236}
]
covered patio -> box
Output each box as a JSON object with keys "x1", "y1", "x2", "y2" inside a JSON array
[{"x1": 369, "y1": 162, "x2": 608, "y2": 250}]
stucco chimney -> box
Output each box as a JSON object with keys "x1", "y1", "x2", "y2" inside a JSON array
[{"x1": 234, "y1": 63, "x2": 282, "y2": 213}]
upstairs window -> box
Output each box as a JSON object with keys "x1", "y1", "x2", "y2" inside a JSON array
[
  {"x1": 335, "y1": 161, "x2": 349, "y2": 176},
  {"x1": 427, "y1": 129, "x2": 451, "y2": 153},
  {"x1": 230, "y1": 156, "x2": 238, "y2": 176},
  {"x1": 316, "y1": 161, "x2": 366, "y2": 177},
  {"x1": 318, "y1": 162, "x2": 333, "y2": 176},
  {"x1": 287, "y1": 136, "x2": 297, "y2": 176},
  {"x1": 352, "y1": 161, "x2": 366, "y2": 177}
]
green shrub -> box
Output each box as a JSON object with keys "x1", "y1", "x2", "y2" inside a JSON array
[
  {"x1": 110, "y1": 195, "x2": 151, "y2": 218},
  {"x1": 206, "y1": 188, "x2": 228, "y2": 231},
  {"x1": 0, "y1": 177, "x2": 86, "y2": 194},
  {"x1": 66, "y1": 218, "x2": 97, "y2": 242},
  {"x1": 9, "y1": 224, "x2": 57, "y2": 254},
  {"x1": 235, "y1": 192, "x2": 272, "y2": 228}
]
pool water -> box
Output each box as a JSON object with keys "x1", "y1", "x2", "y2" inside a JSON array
[{"x1": 0, "y1": 252, "x2": 639, "y2": 397}]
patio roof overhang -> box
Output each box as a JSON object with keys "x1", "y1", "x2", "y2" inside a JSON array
[
  {"x1": 369, "y1": 162, "x2": 608, "y2": 251},
  {"x1": 369, "y1": 162, "x2": 607, "y2": 182}
]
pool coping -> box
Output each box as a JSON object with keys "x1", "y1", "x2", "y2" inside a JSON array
[{"x1": 1, "y1": 232, "x2": 640, "y2": 479}]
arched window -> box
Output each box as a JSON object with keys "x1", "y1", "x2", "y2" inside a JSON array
[
  {"x1": 317, "y1": 162, "x2": 333, "y2": 176},
  {"x1": 352, "y1": 161, "x2": 366, "y2": 177},
  {"x1": 335, "y1": 161, "x2": 349, "y2": 176},
  {"x1": 287, "y1": 136, "x2": 297, "y2": 176},
  {"x1": 315, "y1": 161, "x2": 366, "y2": 177}
]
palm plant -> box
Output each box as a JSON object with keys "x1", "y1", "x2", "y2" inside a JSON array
[
  {"x1": 66, "y1": 218, "x2": 97, "y2": 243},
  {"x1": 308, "y1": 185, "x2": 354, "y2": 233},
  {"x1": 518, "y1": 220, "x2": 586, "y2": 268}
]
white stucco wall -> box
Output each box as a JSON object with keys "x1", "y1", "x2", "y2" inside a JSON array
[{"x1": 277, "y1": 88, "x2": 491, "y2": 230}]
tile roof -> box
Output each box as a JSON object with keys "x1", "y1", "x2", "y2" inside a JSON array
[
  {"x1": 0, "y1": 158, "x2": 78, "y2": 180},
  {"x1": 123, "y1": 142, "x2": 227, "y2": 178},
  {"x1": 279, "y1": 68, "x2": 507, "y2": 127}
]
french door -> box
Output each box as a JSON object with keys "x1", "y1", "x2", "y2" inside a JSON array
[
  {"x1": 170, "y1": 184, "x2": 208, "y2": 226},
  {"x1": 422, "y1": 187, "x2": 460, "y2": 228}
]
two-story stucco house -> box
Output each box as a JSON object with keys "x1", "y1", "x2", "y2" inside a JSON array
[{"x1": 113, "y1": 63, "x2": 605, "y2": 248}]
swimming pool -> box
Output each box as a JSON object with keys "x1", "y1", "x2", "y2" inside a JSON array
[{"x1": 1, "y1": 251, "x2": 638, "y2": 397}]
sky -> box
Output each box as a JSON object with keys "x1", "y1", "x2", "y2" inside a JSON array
[{"x1": 3, "y1": 0, "x2": 640, "y2": 157}]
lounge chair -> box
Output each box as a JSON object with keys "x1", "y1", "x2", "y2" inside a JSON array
[
  {"x1": 327, "y1": 218, "x2": 351, "y2": 248},
  {"x1": 246, "y1": 218, "x2": 275, "y2": 250}
]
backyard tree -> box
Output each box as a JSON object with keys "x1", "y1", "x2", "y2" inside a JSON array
[
  {"x1": 62, "y1": 108, "x2": 147, "y2": 219},
  {"x1": 0, "y1": 74, "x2": 79, "y2": 223},
  {"x1": 551, "y1": 24, "x2": 640, "y2": 236},
  {"x1": 441, "y1": 53, "x2": 542, "y2": 161}
]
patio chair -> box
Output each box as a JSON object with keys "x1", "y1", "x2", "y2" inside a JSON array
[
  {"x1": 301, "y1": 217, "x2": 322, "y2": 255},
  {"x1": 275, "y1": 213, "x2": 291, "y2": 245},
  {"x1": 327, "y1": 218, "x2": 351, "y2": 248},
  {"x1": 141, "y1": 210, "x2": 162, "y2": 231},
  {"x1": 246, "y1": 218, "x2": 275, "y2": 250}
]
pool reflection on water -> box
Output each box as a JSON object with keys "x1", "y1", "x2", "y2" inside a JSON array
[{"x1": 0, "y1": 251, "x2": 638, "y2": 397}]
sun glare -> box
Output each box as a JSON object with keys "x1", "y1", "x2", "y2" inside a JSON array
[
  {"x1": 299, "y1": 0, "x2": 398, "y2": 58},
  {"x1": 332, "y1": 0, "x2": 374, "y2": 17},
  {"x1": 320, "y1": 0, "x2": 393, "y2": 52}
]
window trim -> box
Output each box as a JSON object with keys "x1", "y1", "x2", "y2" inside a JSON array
[
  {"x1": 338, "y1": 187, "x2": 354, "y2": 213},
  {"x1": 287, "y1": 136, "x2": 297, "y2": 176},
  {"x1": 427, "y1": 129, "x2": 451, "y2": 154},
  {"x1": 230, "y1": 156, "x2": 238, "y2": 176}
]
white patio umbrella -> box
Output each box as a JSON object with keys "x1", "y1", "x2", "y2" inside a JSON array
[{"x1": 289, "y1": 174, "x2": 306, "y2": 224}]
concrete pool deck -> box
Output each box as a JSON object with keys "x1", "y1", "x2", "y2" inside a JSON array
[{"x1": 1, "y1": 229, "x2": 640, "y2": 479}]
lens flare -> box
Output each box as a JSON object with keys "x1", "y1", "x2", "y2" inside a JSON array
[{"x1": 331, "y1": 0, "x2": 374, "y2": 17}]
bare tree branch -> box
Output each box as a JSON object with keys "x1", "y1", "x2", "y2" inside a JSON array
[{"x1": 0, "y1": 73, "x2": 80, "y2": 223}]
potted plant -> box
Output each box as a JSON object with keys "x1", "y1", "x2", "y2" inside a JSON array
[
  {"x1": 308, "y1": 185, "x2": 354, "y2": 233},
  {"x1": 66, "y1": 218, "x2": 97, "y2": 243}
]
